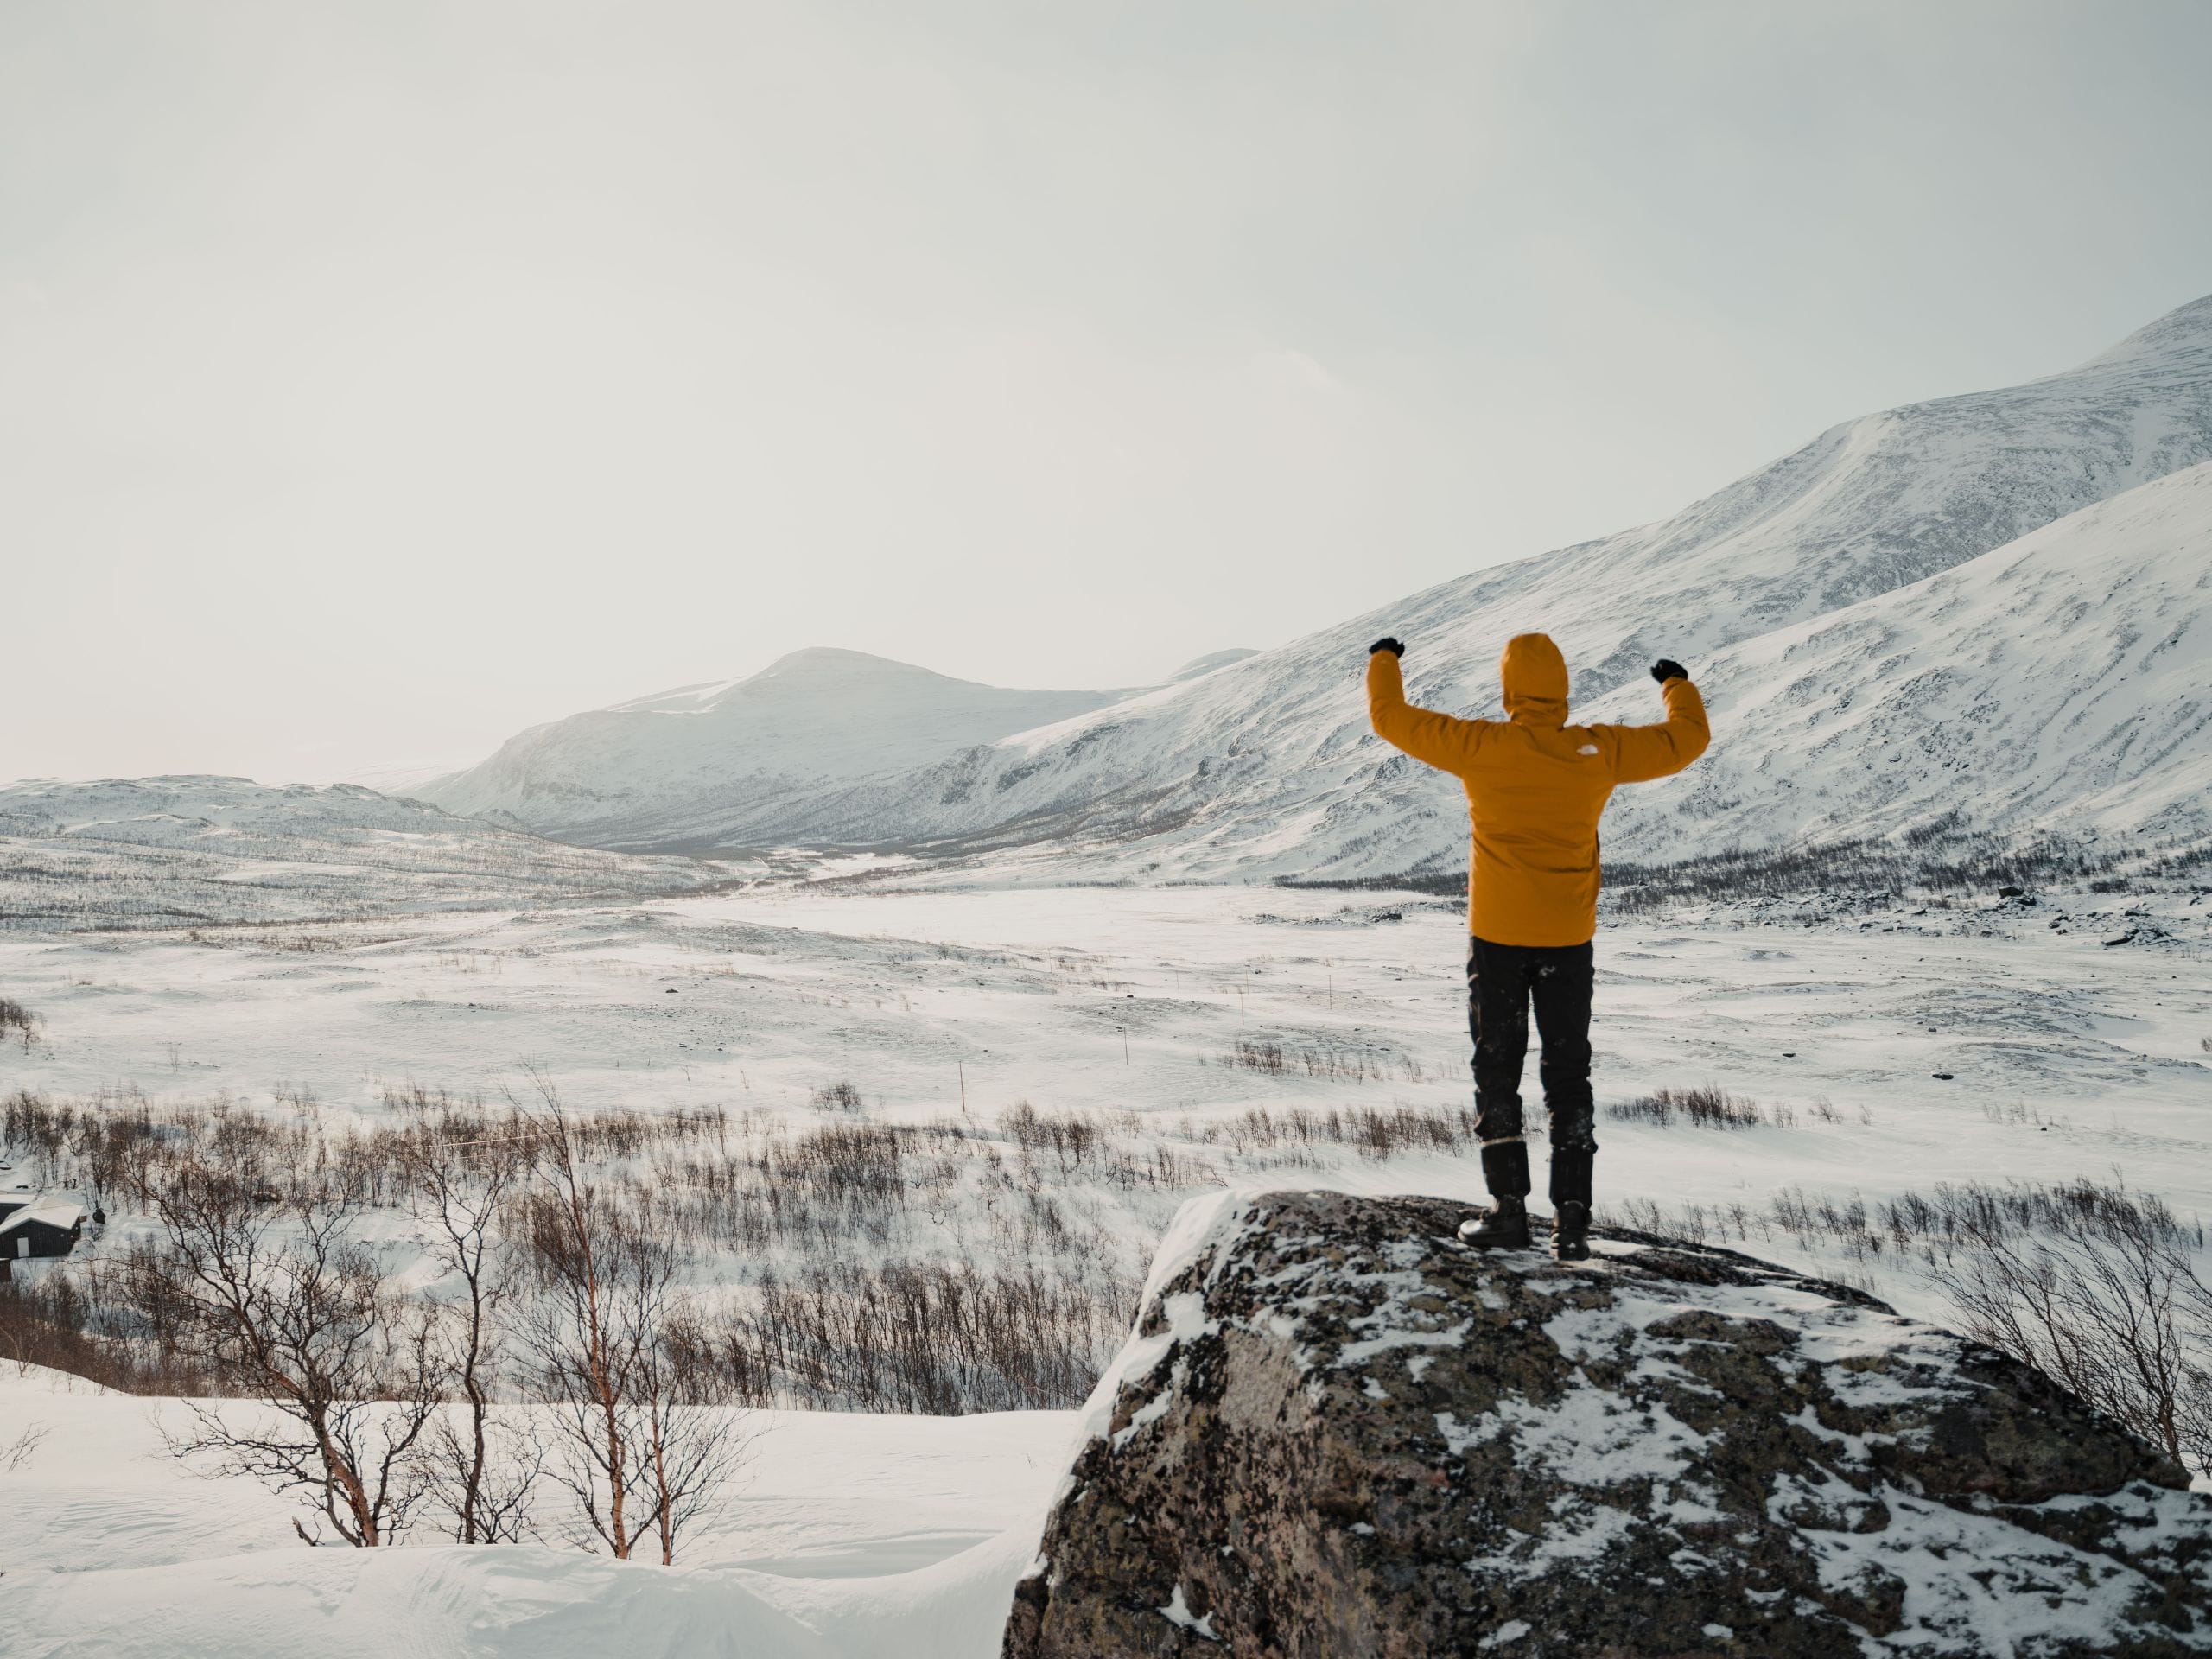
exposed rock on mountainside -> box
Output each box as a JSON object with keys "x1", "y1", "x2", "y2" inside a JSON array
[
  {"x1": 1007, "y1": 1190, "x2": 2212, "y2": 1658},
  {"x1": 724, "y1": 294, "x2": 2212, "y2": 872},
  {"x1": 420, "y1": 647, "x2": 1140, "y2": 849}
]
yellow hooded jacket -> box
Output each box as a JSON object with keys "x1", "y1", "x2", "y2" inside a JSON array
[{"x1": 1366, "y1": 633, "x2": 1709, "y2": 948}]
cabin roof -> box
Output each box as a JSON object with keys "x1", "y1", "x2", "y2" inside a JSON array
[{"x1": 0, "y1": 1196, "x2": 86, "y2": 1235}]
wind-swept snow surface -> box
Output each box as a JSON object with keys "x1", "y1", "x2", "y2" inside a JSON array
[
  {"x1": 420, "y1": 648, "x2": 1140, "y2": 850},
  {"x1": 689, "y1": 293, "x2": 2212, "y2": 875},
  {"x1": 1162, "y1": 649, "x2": 1261, "y2": 683},
  {"x1": 0, "y1": 1366, "x2": 1070, "y2": 1659},
  {"x1": 0, "y1": 775, "x2": 736, "y2": 931}
]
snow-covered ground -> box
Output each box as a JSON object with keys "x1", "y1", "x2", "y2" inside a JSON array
[
  {"x1": 6, "y1": 882, "x2": 2205, "y2": 1233},
  {"x1": 0, "y1": 1364, "x2": 1071, "y2": 1659},
  {"x1": 3, "y1": 878, "x2": 2209, "y2": 1655},
  {"x1": 0, "y1": 775, "x2": 743, "y2": 931}
]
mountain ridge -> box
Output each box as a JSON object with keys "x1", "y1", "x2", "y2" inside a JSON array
[
  {"x1": 551, "y1": 291, "x2": 2212, "y2": 872},
  {"x1": 419, "y1": 647, "x2": 1158, "y2": 848}
]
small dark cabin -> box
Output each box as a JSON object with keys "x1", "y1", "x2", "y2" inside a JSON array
[{"x1": 0, "y1": 1194, "x2": 87, "y2": 1262}]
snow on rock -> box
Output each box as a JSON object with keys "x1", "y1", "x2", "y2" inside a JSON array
[
  {"x1": 418, "y1": 648, "x2": 1143, "y2": 850},
  {"x1": 1007, "y1": 1190, "x2": 2212, "y2": 1658},
  {"x1": 734, "y1": 292, "x2": 2212, "y2": 876}
]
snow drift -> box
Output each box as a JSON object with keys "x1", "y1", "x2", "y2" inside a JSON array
[{"x1": 0, "y1": 1364, "x2": 1067, "y2": 1659}]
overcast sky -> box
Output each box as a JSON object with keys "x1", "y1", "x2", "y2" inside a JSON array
[{"x1": 7, "y1": 1, "x2": 2210, "y2": 785}]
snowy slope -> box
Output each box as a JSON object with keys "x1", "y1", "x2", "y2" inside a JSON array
[
  {"x1": 1163, "y1": 649, "x2": 1261, "y2": 683},
  {"x1": 0, "y1": 774, "x2": 730, "y2": 931},
  {"x1": 1590, "y1": 460, "x2": 2212, "y2": 858},
  {"x1": 421, "y1": 648, "x2": 1140, "y2": 849},
  {"x1": 683, "y1": 292, "x2": 2212, "y2": 873},
  {"x1": 333, "y1": 760, "x2": 467, "y2": 796}
]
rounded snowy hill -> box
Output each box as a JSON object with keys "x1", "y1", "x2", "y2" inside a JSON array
[{"x1": 421, "y1": 648, "x2": 1141, "y2": 849}]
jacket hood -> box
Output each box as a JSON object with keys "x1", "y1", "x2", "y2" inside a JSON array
[{"x1": 1500, "y1": 632, "x2": 1569, "y2": 725}]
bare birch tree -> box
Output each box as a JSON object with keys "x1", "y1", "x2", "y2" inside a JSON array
[
  {"x1": 519, "y1": 1104, "x2": 656, "y2": 1557},
  {"x1": 639, "y1": 1297, "x2": 754, "y2": 1565},
  {"x1": 519, "y1": 1102, "x2": 748, "y2": 1561},
  {"x1": 405, "y1": 1128, "x2": 539, "y2": 1541},
  {"x1": 121, "y1": 1161, "x2": 438, "y2": 1545}
]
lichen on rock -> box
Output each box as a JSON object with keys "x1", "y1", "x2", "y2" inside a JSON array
[{"x1": 1004, "y1": 1190, "x2": 2212, "y2": 1658}]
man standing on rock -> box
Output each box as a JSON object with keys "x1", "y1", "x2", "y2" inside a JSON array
[{"x1": 1364, "y1": 633, "x2": 1709, "y2": 1261}]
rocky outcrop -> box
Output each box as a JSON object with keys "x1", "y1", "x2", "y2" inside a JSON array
[{"x1": 1006, "y1": 1191, "x2": 2212, "y2": 1658}]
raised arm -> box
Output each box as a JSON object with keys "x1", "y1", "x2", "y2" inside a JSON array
[
  {"x1": 1365, "y1": 639, "x2": 1487, "y2": 776},
  {"x1": 1601, "y1": 659, "x2": 1711, "y2": 784}
]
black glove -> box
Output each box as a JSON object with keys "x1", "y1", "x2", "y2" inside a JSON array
[
  {"x1": 1369, "y1": 637, "x2": 1405, "y2": 658},
  {"x1": 1650, "y1": 658, "x2": 1688, "y2": 684}
]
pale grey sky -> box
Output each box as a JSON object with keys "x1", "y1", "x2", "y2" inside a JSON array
[{"x1": 7, "y1": 1, "x2": 2210, "y2": 784}]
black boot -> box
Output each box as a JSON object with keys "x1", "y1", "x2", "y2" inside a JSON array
[
  {"x1": 1460, "y1": 1141, "x2": 1533, "y2": 1249},
  {"x1": 1553, "y1": 1200, "x2": 1591, "y2": 1262},
  {"x1": 1550, "y1": 1147, "x2": 1594, "y2": 1262},
  {"x1": 1459, "y1": 1193, "x2": 1530, "y2": 1250}
]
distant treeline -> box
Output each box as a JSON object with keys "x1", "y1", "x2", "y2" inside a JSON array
[{"x1": 1279, "y1": 823, "x2": 2210, "y2": 908}]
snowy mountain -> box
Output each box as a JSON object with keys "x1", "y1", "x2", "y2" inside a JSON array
[
  {"x1": 420, "y1": 648, "x2": 1143, "y2": 849},
  {"x1": 0, "y1": 775, "x2": 729, "y2": 931},
  {"x1": 659, "y1": 292, "x2": 2212, "y2": 874},
  {"x1": 1592, "y1": 459, "x2": 2212, "y2": 858}
]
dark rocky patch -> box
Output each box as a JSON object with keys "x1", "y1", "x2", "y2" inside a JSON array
[{"x1": 1006, "y1": 1190, "x2": 2212, "y2": 1658}]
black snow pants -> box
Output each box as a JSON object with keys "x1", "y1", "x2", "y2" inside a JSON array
[{"x1": 1466, "y1": 935, "x2": 1597, "y2": 1207}]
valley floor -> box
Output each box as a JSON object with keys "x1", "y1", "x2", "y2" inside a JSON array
[
  {"x1": 2, "y1": 880, "x2": 2208, "y2": 1655},
  {"x1": 6, "y1": 881, "x2": 2208, "y2": 1264}
]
